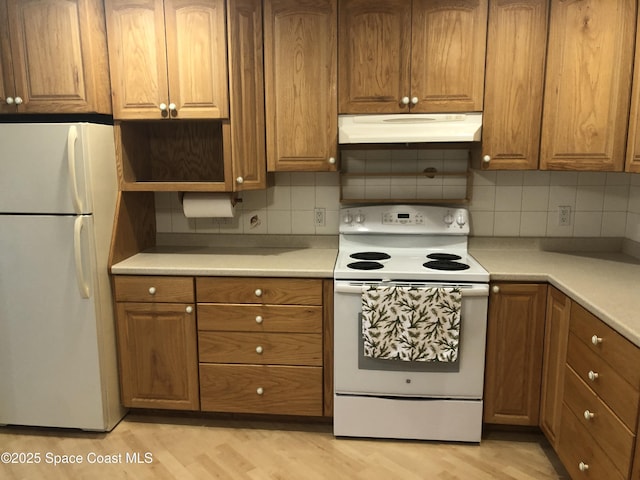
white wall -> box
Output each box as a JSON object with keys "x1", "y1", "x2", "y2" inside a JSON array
[{"x1": 155, "y1": 149, "x2": 640, "y2": 243}]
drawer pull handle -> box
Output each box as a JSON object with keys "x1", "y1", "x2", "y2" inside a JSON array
[
  {"x1": 255, "y1": 288, "x2": 263, "y2": 297},
  {"x1": 148, "y1": 287, "x2": 156, "y2": 295},
  {"x1": 185, "y1": 306, "x2": 193, "y2": 314},
  {"x1": 588, "y1": 370, "x2": 599, "y2": 381},
  {"x1": 256, "y1": 387, "x2": 264, "y2": 395},
  {"x1": 578, "y1": 462, "x2": 589, "y2": 472},
  {"x1": 255, "y1": 346, "x2": 263, "y2": 354},
  {"x1": 255, "y1": 315, "x2": 263, "y2": 324},
  {"x1": 591, "y1": 335, "x2": 602, "y2": 345},
  {"x1": 583, "y1": 410, "x2": 595, "y2": 420}
]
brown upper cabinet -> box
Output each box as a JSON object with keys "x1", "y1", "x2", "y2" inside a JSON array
[
  {"x1": 481, "y1": 0, "x2": 548, "y2": 170},
  {"x1": 540, "y1": 0, "x2": 635, "y2": 171},
  {"x1": 626, "y1": 4, "x2": 640, "y2": 173},
  {"x1": 105, "y1": 0, "x2": 228, "y2": 120},
  {"x1": 0, "y1": 0, "x2": 111, "y2": 114},
  {"x1": 263, "y1": 0, "x2": 338, "y2": 172},
  {"x1": 338, "y1": 0, "x2": 487, "y2": 114}
]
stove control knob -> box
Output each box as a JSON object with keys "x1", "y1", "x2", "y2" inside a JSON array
[
  {"x1": 343, "y1": 213, "x2": 353, "y2": 224},
  {"x1": 456, "y1": 213, "x2": 467, "y2": 227},
  {"x1": 355, "y1": 213, "x2": 365, "y2": 224},
  {"x1": 444, "y1": 213, "x2": 454, "y2": 226}
]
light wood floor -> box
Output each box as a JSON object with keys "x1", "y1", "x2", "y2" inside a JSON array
[{"x1": 1, "y1": 412, "x2": 569, "y2": 480}]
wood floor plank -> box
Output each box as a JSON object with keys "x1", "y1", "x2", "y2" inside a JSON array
[{"x1": 0, "y1": 413, "x2": 568, "y2": 479}]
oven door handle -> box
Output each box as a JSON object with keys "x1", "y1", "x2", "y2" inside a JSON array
[{"x1": 334, "y1": 282, "x2": 489, "y2": 297}]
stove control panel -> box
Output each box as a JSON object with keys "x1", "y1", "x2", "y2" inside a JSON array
[
  {"x1": 340, "y1": 205, "x2": 470, "y2": 234},
  {"x1": 382, "y1": 211, "x2": 424, "y2": 225}
]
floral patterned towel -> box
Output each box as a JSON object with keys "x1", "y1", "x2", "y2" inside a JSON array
[{"x1": 361, "y1": 285, "x2": 462, "y2": 362}]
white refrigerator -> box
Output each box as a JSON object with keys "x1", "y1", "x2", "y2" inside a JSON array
[{"x1": 0, "y1": 122, "x2": 125, "y2": 431}]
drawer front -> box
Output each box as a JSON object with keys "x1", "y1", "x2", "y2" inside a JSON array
[
  {"x1": 563, "y1": 365, "x2": 634, "y2": 476},
  {"x1": 570, "y1": 303, "x2": 640, "y2": 389},
  {"x1": 557, "y1": 403, "x2": 626, "y2": 480},
  {"x1": 196, "y1": 277, "x2": 323, "y2": 305},
  {"x1": 198, "y1": 304, "x2": 322, "y2": 333},
  {"x1": 114, "y1": 276, "x2": 194, "y2": 303},
  {"x1": 567, "y1": 332, "x2": 640, "y2": 430},
  {"x1": 199, "y1": 332, "x2": 322, "y2": 366},
  {"x1": 199, "y1": 364, "x2": 323, "y2": 416}
]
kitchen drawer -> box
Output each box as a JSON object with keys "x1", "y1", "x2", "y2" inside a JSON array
[
  {"x1": 114, "y1": 276, "x2": 194, "y2": 303},
  {"x1": 567, "y1": 332, "x2": 640, "y2": 430},
  {"x1": 199, "y1": 364, "x2": 323, "y2": 415},
  {"x1": 199, "y1": 332, "x2": 323, "y2": 366},
  {"x1": 570, "y1": 303, "x2": 640, "y2": 389},
  {"x1": 563, "y1": 365, "x2": 634, "y2": 477},
  {"x1": 557, "y1": 403, "x2": 626, "y2": 480},
  {"x1": 198, "y1": 304, "x2": 322, "y2": 333},
  {"x1": 196, "y1": 277, "x2": 323, "y2": 305}
]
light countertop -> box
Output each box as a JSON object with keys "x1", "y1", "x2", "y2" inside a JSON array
[
  {"x1": 470, "y1": 239, "x2": 640, "y2": 348},
  {"x1": 110, "y1": 245, "x2": 338, "y2": 278}
]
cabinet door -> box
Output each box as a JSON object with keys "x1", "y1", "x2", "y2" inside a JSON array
[
  {"x1": 164, "y1": 0, "x2": 228, "y2": 119},
  {"x1": 481, "y1": 0, "x2": 548, "y2": 170},
  {"x1": 227, "y1": 0, "x2": 266, "y2": 190},
  {"x1": 0, "y1": 0, "x2": 16, "y2": 113},
  {"x1": 6, "y1": 0, "x2": 111, "y2": 114},
  {"x1": 541, "y1": 0, "x2": 635, "y2": 171},
  {"x1": 338, "y1": 0, "x2": 411, "y2": 113},
  {"x1": 484, "y1": 283, "x2": 547, "y2": 425},
  {"x1": 626, "y1": 6, "x2": 640, "y2": 173},
  {"x1": 539, "y1": 286, "x2": 571, "y2": 448},
  {"x1": 106, "y1": 0, "x2": 170, "y2": 119},
  {"x1": 116, "y1": 302, "x2": 199, "y2": 410},
  {"x1": 264, "y1": 0, "x2": 337, "y2": 172},
  {"x1": 410, "y1": 0, "x2": 487, "y2": 113}
]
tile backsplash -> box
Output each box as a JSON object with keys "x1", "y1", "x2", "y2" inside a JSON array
[{"x1": 155, "y1": 149, "x2": 640, "y2": 244}]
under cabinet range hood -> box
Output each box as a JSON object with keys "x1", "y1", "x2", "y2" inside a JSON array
[{"x1": 338, "y1": 113, "x2": 482, "y2": 144}]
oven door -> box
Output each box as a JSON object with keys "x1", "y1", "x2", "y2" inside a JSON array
[{"x1": 334, "y1": 281, "x2": 489, "y2": 399}]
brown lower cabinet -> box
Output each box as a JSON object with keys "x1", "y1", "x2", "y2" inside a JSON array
[
  {"x1": 113, "y1": 275, "x2": 333, "y2": 417},
  {"x1": 484, "y1": 283, "x2": 547, "y2": 425}
]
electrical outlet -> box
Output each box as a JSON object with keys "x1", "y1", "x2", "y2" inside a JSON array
[
  {"x1": 314, "y1": 207, "x2": 326, "y2": 227},
  {"x1": 558, "y1": 205, "x2": 572, "y2": 226}
]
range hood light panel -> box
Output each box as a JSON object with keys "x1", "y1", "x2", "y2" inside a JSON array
[{"x1": 338, "y1": 113, "x2": 482, "y2": 144}]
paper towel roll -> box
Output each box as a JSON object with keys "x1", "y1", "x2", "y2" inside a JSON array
[{"x1": 182, "y1": 192, "x2": 236, "y2": 218}]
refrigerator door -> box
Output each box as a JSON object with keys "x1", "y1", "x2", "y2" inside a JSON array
[
  {"x1": 0, "y1": 214, "x2": 108, "y2": 430},
  {"x1": 0, "y1": 123, "x2": 91, "y2": 214}
]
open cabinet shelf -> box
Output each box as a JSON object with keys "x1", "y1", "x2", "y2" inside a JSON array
[{"x1": 115, "y1": 120, "x2": 233, "y2": 192}]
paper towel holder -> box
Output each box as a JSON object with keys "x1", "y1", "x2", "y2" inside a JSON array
[{"x1": 178, "y1": 192, "x2": 243, "y2": 206}]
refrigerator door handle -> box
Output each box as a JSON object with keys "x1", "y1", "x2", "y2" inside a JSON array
[
  {"x1": 67, "y1": 125, "x2": 84, "y2": 214},
  {"x1": 73, "y1": 216, "x2": 90, "y2": 298}
]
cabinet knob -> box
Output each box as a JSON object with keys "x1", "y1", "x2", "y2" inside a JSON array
[
  {"x1": 148, "y1": 286, "x2": 157, "y2": 295},
  {"x1": 254, "y1": 288, "x2": 263, "y2": 297},
  {"x1": 328, "y1": 157, "x2": 336, "y2": 165},
  {"x1": 583, "y1": 410, "x2": 595, "y2": 421},
  {"x1": 483, "y1": 155, "x2": 491, "y2": 164},
  {"x1": 578, "y1": 462, "x2": 589, "y2": 472},
  {"x1": 256, "y1": 387, "x2": 264, "y2": 395},
  {"x1": 5, "y1": 96, "x2": 14, "y2": 105},
  {"x1": 591, "y1": 335, "x2": 602, "y2": 346},
  {"x1": 168, "y1": 103, "x2": 176, "y2": 112},
  {"x1": 491, "y1": 285, "x2": 500, "y2": 294},
  {"x1": 255, "y1": 315, "x2": 263, "y2": 324},
  {"x1": 14, "y1": 96, "x2": 23, "y2": 105},
  {"x1": 587, "y1": 370, "x2": 599, "y2": 381},
  {"x1": 255, "y1": 345, "x2": 263, "y2": 354},
  {"x1": 236, "y1": 176, "x2": 244, "y2": 184},
  {"x1": 411, "y1": 96, "x2": 419, "y2": 105},
  {"x1": 401, "y1": 96, "x2": 410, "y2": 105},
  {"x1": 159, "y1": 103, "x2": 167, "y2": 112},
  {"x1": 185, "y1": 306, "x2": 193, "y2": 314}
]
